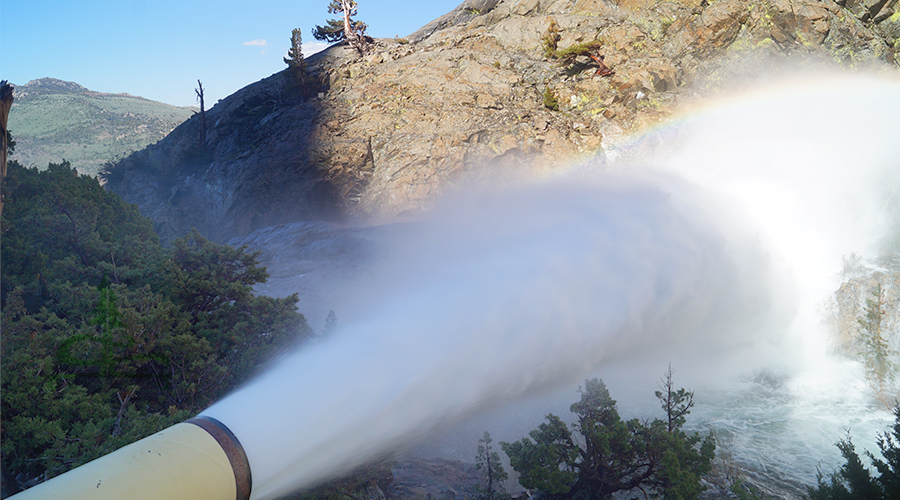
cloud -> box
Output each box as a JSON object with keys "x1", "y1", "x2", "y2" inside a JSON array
[
  {"x1": 282, "y1": 41, "x2": 330, "y2": 62},
  {"x1": 243, "y1": 39, "x2": 267, "y2": 47},
  {"x1": 301, "y1": 41, "x2": 329, "y2": 55}
]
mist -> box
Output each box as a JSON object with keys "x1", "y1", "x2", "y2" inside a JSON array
[{"x1": 203, "y1": 69, "x2": 900, "y2": 500}]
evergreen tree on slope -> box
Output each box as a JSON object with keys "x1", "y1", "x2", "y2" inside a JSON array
[
  {"x1": 807, "y1": 406, "x2": 900, "y2": 500},
  {"x1": 312, "y1": 0, "x2": 371, "y2": 55}
]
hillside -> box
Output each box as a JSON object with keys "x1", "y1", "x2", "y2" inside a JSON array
[
  {"x1": 7, "y1": 78, "x2": 195, "y2": 177},
  {"x1": 105, "y1": 0, "x2": 900, "y2": 244}
]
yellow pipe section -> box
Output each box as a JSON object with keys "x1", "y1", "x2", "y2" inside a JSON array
[{"x1": 8, "y1": 416, "x2": 251, "y2": 500}]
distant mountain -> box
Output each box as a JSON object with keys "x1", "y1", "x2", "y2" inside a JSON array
[{"x1": 7, "y1": 78, "x2": 195, "y2": 177}]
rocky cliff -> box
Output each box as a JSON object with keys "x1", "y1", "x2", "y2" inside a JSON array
[{"x1": 106, "y1": 0, "x2": 900, "y2": 243}]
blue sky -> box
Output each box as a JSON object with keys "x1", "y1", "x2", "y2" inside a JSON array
[{"x1": 1, "y1": 0, "x2": 463, "y2": 107}]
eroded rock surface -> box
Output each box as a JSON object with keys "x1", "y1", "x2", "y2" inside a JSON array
[{"x1": 107, "y1": 0, "x2": 899, "y2": 243}]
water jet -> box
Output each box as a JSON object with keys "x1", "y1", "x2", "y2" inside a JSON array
[{"x1": 7, "y1": 417, "x2": 251, "y2": 500}]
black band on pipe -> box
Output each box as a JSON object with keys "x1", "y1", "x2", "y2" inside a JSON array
[{"x1": 187, "y1": 416, "x2": 252, "y2": 500}]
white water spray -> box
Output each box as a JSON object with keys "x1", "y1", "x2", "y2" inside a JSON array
[
  {"x1": 630, "y1": 72, "x2": 900, "y2": 492},
  {"x1": 203, "y1": 70, "x2": 900, "y2": 500}
]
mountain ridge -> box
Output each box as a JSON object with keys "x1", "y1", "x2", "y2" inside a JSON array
[
  {"x1": 8, "y1": 78, "x2": 195, "y2": 176},
  {"x1": 16, "y1": 77, "x2": 153, "y2": 101}
]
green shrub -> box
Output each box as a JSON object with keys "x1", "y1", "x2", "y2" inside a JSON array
[
  {"x1": 543, "y1": 88, "x2": 559, "y2": 111},
  {"x1": 502, "y1": 371, "x2": 715, "y2": 500},
  {"x1": 806, "y1": 406, "x2": 900, "y2": 500},
  {"x1": 1, "y1": 160, "x2": 312, "y2": 488}
]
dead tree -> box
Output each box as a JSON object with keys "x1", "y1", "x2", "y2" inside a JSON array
[
  {"x1": 541, "y1": 22, "x2": 614, "y2": 77},
  {"x1": 553, "y1": 41, "x2": 615, "y2": 77},
  {"x1": 1, "y1": 81, "x2": 14, "y2": 218},
  {"x1": 195, "y1": 80, "x2": 207, "y2": 146}
]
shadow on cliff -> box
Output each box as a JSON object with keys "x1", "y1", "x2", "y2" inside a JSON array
[{"x1": 102, "y1": 46, "x2": 371, "y2": 245}]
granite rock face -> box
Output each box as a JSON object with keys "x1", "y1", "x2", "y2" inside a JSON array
[{"x1": 106, "y1": 0, "x2": 899, "y2": 243}]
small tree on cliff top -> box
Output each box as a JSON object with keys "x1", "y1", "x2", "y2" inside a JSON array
[
  {"x1": 285, "y1": 28, "x2": 306, "y2": 84},
  {"x1": 313, "y1": 0, "x2": 371, "y2": 56}
]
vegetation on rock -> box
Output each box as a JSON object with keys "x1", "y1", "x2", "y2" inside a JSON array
[
  {"x1": 826, "y1": 254, "x2": 900, "y2": 409},
  {"x1": 859, "y1": 284, "x2": 898, "y2": 407},
  {"x1": 541, "y1": 19, "x2": 561, "y2": 58},
  {"x1": 286, "y1": 27, "x2": 308, "y2": 83},
  {"x1": 540, "y1": 20, "x2": 613, "y2": 77},
  {"x1": 543, "y1": 87, "x2": 560, "y2": 111},
  {"x1": 313, "y1": 0, "x2": 372, "y2": 55}
]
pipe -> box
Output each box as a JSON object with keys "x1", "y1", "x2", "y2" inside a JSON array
[{"x1": 8, "y1": 416, "x2": 251, "y2": 500}]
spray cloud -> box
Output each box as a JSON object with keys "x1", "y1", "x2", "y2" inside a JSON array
[
  {"x1": 205, "y1": 171, "x2": 785, "y2": 500},
  {"x1": 203, "y1": 70, "x2": 900, "y2": 500}
]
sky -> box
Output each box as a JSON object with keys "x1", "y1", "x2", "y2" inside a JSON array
[{"x1": 1, "y1": 0, "x2": 464, "y2": 107}]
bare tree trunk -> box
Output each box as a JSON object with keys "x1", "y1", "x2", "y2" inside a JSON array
[
  {"x1": 341, "y1": 0, "x2": 357, "y2": 46},
  {"x1": 0, "y1": 81, "x2": 14, "y2": 219},
  {"x1": 195, "y1": 80, "x2": 207, "y2": 147},
  {"x1": 112, "y1": 386, "x2": 138, "y2": 437},
  {"x1": 341, "y1": 0, "x2": 369, "y2": 55}
]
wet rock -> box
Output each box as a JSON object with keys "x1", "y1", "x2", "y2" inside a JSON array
[
  {"x1": 879, "y1": 10, "x2": 900, "y2": 46},
  {"x1": 389, "y1": 459, "x2": 481, "y2": 500}
]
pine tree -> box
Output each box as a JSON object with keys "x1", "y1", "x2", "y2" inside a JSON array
[
  {"x1": 502, "y1": 375, "x2": 714, "y2": 500},
  {"x1": 858, "y1": 283, "x2": 897, "y2": 408},
  {"x1": 806, "y1": 407, "x2": 900, "y2": 500},
  {"x1": 872, "y1": 406, "x2": 900, "y2": 498},
  {"x1": 476, "y1": 431, "x2": 508, "y2": 500},
  {"x1": 312, "y1": 0, "x2": 371, "y2": 55},
  {"x1": 657, "y1": 364, "x2": 694, "y2": 433},
  {"x1": 284, "y1": 28, "x2": 306, "y2": 82},
  {"x1": 653, "y1": 367, "x2": 716, "y2": 500},
  {"x1": 323, "y1": 309, "x2": 338, "y2": 335}
]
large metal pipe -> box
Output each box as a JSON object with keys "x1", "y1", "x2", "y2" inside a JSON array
[{"x1": 8, "y1": 416, "x2": 251, "y2": 500}]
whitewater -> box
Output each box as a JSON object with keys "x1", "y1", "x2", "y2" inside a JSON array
[{"x1": 203, "y1": 70, "x2": 900, "y2": 500}]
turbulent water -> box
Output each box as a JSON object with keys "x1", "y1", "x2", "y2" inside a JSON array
[
  {"x1": 203, "y1": 70, "x2": 900, "y2": 500},
  {"x1": 638, "y1": 71, "x2": 900, "y2": 496}
]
